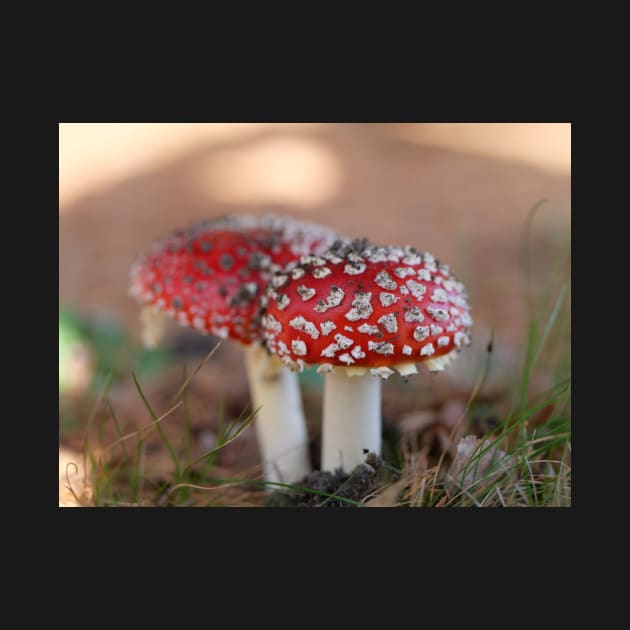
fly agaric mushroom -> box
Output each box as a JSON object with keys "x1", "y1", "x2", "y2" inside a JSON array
[
  {"x1": 263, "y1": 239, "x2": 472, "y2": 473},
  {"x1": 129, "y1": 214, "x2": 341, "y2": 485}
]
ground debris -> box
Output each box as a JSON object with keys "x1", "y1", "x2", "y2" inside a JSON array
[
  {"x1": 265, "y1": 452, "x2": 391, "y2": 507},
  {"x1": 447, "y1": 435, "x2": 511, "y2": 489},
  {"x1": 59, "y1": 446, "x2": 94, "y2": 507}
]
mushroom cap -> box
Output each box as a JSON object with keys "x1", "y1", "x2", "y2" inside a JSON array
[
  {"x1": 129, "y1": 214, "x2": 341, "y2": 344},
  {"x1": 263, "y1": 240, "x2": 472, "y2": 375}
]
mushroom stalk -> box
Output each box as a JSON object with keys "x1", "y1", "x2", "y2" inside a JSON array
[
  {"x1": 244, "y1": 344, "x2": 311, "y2": 485},
  {"x1": 321, "y1": 369, "x2": 381, "y2": 472}
]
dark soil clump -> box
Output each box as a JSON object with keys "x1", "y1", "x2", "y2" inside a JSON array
[{"x1": 265, "y1": 452, "x2": 390, "y2": 507}]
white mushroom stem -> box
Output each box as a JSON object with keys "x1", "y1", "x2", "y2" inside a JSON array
[
  {"x1": 244, "y1": 344, "x2": 311, "y2": 486},
  {"x1": 321, "y1": 368, "x2": 382, "y2": 473}
]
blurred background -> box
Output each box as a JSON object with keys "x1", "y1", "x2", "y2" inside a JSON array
[{"x1": 59, "y1": 123, "x2": 571, "y2": 506}]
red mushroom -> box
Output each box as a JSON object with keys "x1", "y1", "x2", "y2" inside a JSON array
[
  {"x1": 263, "y1": 239, "x2": 472, "y2": 473},
  {"x1": 129, "y1": 214, "x2": 341, "y2": 485}
]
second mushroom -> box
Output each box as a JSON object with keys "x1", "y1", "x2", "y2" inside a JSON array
[
  {"x1": 129, "y1": 214, "x2": 342, "y2": 485},
  {"x1": 263, "y1": 239, "x2": 473, "y2": 473}
]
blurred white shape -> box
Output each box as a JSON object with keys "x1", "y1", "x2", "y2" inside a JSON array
[
  {"x1": 59, "y1": 123, "x2": 330, "y2": 210},
  {"x1": 193, "y1": 136, "x2": 343, "y2": 209},
  {"x1": 139, "y1": 306, "x2": 166, "y2": 349}
]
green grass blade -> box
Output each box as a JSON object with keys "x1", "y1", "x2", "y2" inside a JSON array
[
  {"x1": 178, "y1": 364, "x2": 193, "y2": 464},
  {"x1": 181, "y1": 407, "x2": 260, "y2": 477},
  {"x1": 168, "y1": 477, "x2": 366, "y2": 507},
  {"x1": 530, "y1": 284, "x2": 568, "y2": 374},
  {"x1": 167, "y1": 341, "x2": 222, "y2": 407},
  {"x1": 131, "y1": 370, "x2": 180, "y2": 477}
]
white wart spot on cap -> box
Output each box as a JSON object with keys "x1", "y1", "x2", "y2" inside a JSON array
[
  {"x1": 312, "y1": 266, "x2": 332, "y2": 279},
  {"x1": 402, "y1": 344, "x2": 412, "y2": 355},
  {"x1": 378, "y1": 313, "x2": 398, "y2": 333},
  {"x1": 314, "y1": 300, "x2": 327, "y2": 313},
  {"x1": 443, "y1": 279, "x2": 455, "y2": 291},
  {"x1": 351, "y1": 345, "x2": 366, "y2": 359},
  {"x1": 314, "y1": 286, "x2": 345, "y2": 313},
  {"x1": 375, "y1": 270, "x2": 398, "y2": 290},
  {"x1": 423, "y1": 253, "x2": 437, "y2": 272},
  {"x1": 321, "y1": 342, "x2": 340, "y2": 358},
  {"x1": 297, "y1": 285, "x2": 316, "y2": 301},
  {"x1": 344, "y1": 262, "x2": 366, "y2": 275},
  {"x1": 427, "y1": 306, "x2": 449, "y2": 322},
  {"x1": 291, "y1": 339, "x2": 308, "y2": 356},
  {"x1": 320, "y1": 320, "x2": 337, "y2": 336},
  {"x1": 357, "y1": 323, "x2": 379, "y2": 335},
  {"x1": 416, "y1": 268, "x2": 431, "y2": 281},
  {"x1": 323, "y1": 251, "x2": 344, "y2": 264},
  {"x1": 275, "y1": 293, "x2": 290, "y2": 310},
  {"x1": 431, "y1": 289, "x2": 448, "y2": 303},
  {"x1": 420, "y1": 343, "x2": 435, "y2": 357},
  {"x1": 326, "y1": 286, "x2": 345, "y2": 307},
  {"x1": 404, "y1": 306, "x2": 424, "y2": 323},
  {"x1": 406, "y1": 280, "x2": 426, "y2": 300},
  {"x1": 289, "y1": 315, "x2": 320, "y2": 339},
  {"x1": 345, "y1": 292, "x2": 373, "y2": 321},
  {"x1": 402, "y1": 252, "x2": 422, "y2": 265},
  {"x1": 277, "y1": 340, "x2": 289, "y2": 355},
  {"x1": 368, "y1": 341, "x2": 394, "y2": 355},
  {"x1": 334, "y1": 333, "x2": 353, "y2": 350},
  {"x1": 272, "y1": 274, "x2": 289, "y2": 289},
  {"x1": 291, "y1": 267, "x2": 306, "y2": 280},
  {"x1": 450, "y1": 295, "x2": 468, "y2": 308},
  {"x1": 379, "y1": 292, "x2": 398, "y2": 307},
  {"x1": 366, "y1": 247, "x2": 388, "y2": 263},
  {"x1": 338, "y1": 352, "x2": 355, "y2": 365},
  {"x1": 393, "y1": 267, "x2": 416, "y2": 279},
  {"x1": 437, "y1": 336, "x2": 450, "y2": 347},
  {"x1": 301, "y1": 254, "x2": 326, "y2": 266},
  {"x1": 399, "y1": 286, "x2": 410, "y2": 295},
  {"x1": 413, "y1": 326, "x2": 430, "y2": 342},
  {"x1": 344, "y1": 326, "x2": 354, "y2": 332},
  {"x1": 430, "y1": 324, "x2": 444, "y2": 336}
]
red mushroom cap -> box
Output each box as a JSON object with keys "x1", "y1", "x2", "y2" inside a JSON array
[
  {"x1": 263, "y1": 240, "x2": 472, "y2": 374},
  {"x1": 129, "y1": 214, "x2": 341, "y2": 344}
]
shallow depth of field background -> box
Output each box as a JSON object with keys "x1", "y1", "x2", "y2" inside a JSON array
[{"x1": 59, "y1": 123, "x2": 571, "y2": 506}]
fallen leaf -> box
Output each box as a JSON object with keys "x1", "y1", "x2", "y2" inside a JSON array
[{"x1": 363, "y1": 480, "x2": 407, "y2": 507}]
